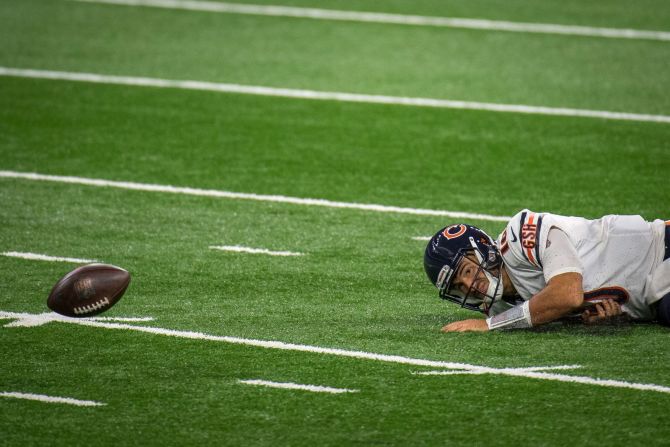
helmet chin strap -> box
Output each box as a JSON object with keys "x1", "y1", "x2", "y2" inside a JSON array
[{"x1": 469, "y1": 237, "x2": 504, "y2": 309}]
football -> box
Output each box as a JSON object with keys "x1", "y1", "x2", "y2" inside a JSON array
[{"x1": 47, "y1": 264, "x2": 131, "y2": 317}]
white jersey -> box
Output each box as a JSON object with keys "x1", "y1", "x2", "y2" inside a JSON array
[{"x1": 494, "y1": 210, "x2": 668, "y2": 320}]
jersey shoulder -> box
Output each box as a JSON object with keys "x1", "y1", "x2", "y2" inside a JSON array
[{"x1": 497, "y1": 209, "x2": 548, "y2": 270}]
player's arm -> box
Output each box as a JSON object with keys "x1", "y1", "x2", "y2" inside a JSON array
[
  {"x1": 478, "y1": 272, "x2": 583, "y2": 331},
  {"x1": 488, "y1": 227, "x2": 584, "y2": 329},
  {"x1": 527, "y1": 272, "x2": 583, "y2": 325},
  {"x1": 446, "y1": 274, "x2": 620, "y2": 331},
  {"x1": 444, "y1": 227, "x2": 584, "y2": 332}
]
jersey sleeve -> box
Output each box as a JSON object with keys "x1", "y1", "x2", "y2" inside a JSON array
[
  {"x1": 497, "y1": 209, "x2": 560, "y2": 271},
  {"x1": 541, "y1": 227, "x2": 583, "y2": 282},
  {"x1": 498, "y1": 210, "x2": 582, "y2": 278}
]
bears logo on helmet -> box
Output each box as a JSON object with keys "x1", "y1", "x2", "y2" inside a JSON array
[{"x1": 424, "y1": 224, "x2": 503, "y2": 313}]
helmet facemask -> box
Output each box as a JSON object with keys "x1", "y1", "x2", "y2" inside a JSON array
[{"x1": 437, "y1": 236, "x2": 503, "y2": 314}]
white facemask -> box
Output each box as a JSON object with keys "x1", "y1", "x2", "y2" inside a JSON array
[
  {"x1": 470, "y1": 237, "x2": 504, "y2": 310},
  {"x1": 483, "y1": 269, "x2": 504, "y2": 306}
]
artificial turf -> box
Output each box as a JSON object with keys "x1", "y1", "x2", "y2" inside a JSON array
[{"x1": 1, "y1": 0, "x2": 669, "y2": 445}]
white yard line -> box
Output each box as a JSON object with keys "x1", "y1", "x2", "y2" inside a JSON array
[
  {"x1": 411, "y1": 236, "x2": 431, "y2": 241},
  {"x1": 0, "y1": 170, "x2": 510, "y2": 222},
  {"x1": 1, "y1": 251, "x2": 98, "y2": 264},
  {"x1": 1, "y1": 67, "x2": 669, "y2": 124},
  {"x1": 210, "y1": 245, "x2": 304, "y2": 256},
  {"x1": 71, "y1": 0, "x2": 670, "y2": 42},
  {"x1": 1, "y1": 310, "x2": 669, "y2": 395},
  {"x1": 0, "y1": 391, "x2": 105, "y2": 407},
  {"x1": 238, "y1": 379, "x2": 358, "y2": 394}
]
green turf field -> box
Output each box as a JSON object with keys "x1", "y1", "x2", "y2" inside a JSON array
[{"x1": 1, "y1": 0, "x2": 670, "y2": 445}]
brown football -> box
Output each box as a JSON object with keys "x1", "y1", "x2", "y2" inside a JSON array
[{"x1": 47, "y1": 264, "x2": 131, "y2": 317}]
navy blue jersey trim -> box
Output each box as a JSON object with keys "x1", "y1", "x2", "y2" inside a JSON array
[{"x1": 534, "y1": 215, "x2": 544, "y2": 269}]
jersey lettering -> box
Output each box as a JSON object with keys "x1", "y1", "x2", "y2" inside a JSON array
[
  {"x1": 521, "y1": 213, "x2": 539, "y2": 267},
  {"x1": 521, "y1": 224, "x2": 537, "y2": 249}
]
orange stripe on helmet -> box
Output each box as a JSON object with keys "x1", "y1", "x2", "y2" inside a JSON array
[{"x1": 443, "y1": 224, "x2": 467, "y2": 240}]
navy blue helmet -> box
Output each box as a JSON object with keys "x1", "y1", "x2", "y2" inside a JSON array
[{"x1": 424, "y1": 224, "x2": 503, "y2": 314}]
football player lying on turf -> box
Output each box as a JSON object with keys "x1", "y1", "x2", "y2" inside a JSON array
[{"x1": 423, "y1": 210, "x2": 670, "y2": 332}]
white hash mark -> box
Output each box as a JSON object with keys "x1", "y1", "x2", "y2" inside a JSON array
[
  {"x1": 209, "y1": 245, "x2": 304, "y2": 256},
  {"x1": 0, "y1": 391, "x2": 105, "y2": 407},
  {"x1": 238, "y1": 379, "x2": 358, "y2": 394},
  {"x1": 2, "y1": 251, "x2": 98, "y2": 264}
]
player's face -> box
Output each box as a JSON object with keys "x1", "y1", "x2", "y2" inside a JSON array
[{"x1": 451, "y1": 256, "x2": 490, "y2": 300}]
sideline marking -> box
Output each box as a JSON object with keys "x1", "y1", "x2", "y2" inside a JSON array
[
  {"x1": 1, "y1": 251, "x2": 98, "y2": 264},
  {"x1": 1, "y1": 67, "x2": 669, "y2": 124},
  {"x1": 0, "y1": 170, "x2": 510, "y2": 222},
  {"x1": 210, "y1": 245, "x2": 304, "y2": 257},
  {"x1": 2, "y1": 310, "x2": 669, "y2": 395},
  {"x1": 238, "y1": 379, "x2": 358, "y2": 394},
  {"x1": 72, "y1": 0, "x2": 670, "y2": 42},
  {"x1": 411, "y1": 236, "x2": 431, "y2": 241},
  {"x1": 0, "y1": 391, "x2": 105, "y2": 407}
]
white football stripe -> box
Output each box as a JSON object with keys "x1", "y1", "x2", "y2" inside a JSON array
[
  {"x1": 238, "y1": 379, "x2": 358, "y2": 394},
  {"x1": 0, "y1": 170, "x2": 510, "y2": 222},
  {"x1": 411, "y1": 236, "x2": 431, "y2": 241},
  {"x1": 71, "y1": 0, "x2": 670, "y2": 42},
  {"x1": 209, "y1": 245, "x2": 304, "y2": 256},
  {"x1": 1, "y1": 251, "x2": 98, "y2": 264},
  {"x1": 1, "y1": 67, "x2": 669, "y2": 124},
  {"x1": 0, "y1": 391, "x2": 105, "y2": 407},
  {"x1": 1, "y1": 310, "x2": 669, "y2": 395}
]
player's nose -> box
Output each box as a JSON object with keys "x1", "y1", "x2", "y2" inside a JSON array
[{"x1": 458, "y1": 277, "x2": 474, "y2": 293}]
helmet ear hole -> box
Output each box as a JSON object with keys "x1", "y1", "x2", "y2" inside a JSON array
[{"x1": 486, "y1": 247, "x2": 501, "y2": 268}]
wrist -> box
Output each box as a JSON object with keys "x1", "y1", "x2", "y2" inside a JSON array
[{"x1": 486, "y1": 301, "x2": 533, "y2": 330}]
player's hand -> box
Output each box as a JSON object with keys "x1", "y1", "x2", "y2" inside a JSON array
[
  {"x1": 581, "y1": 299, "x2": 622, "y2": 324},
  {"x1": 441, "y1": 319, "x2": 489, "y2": 332}
]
